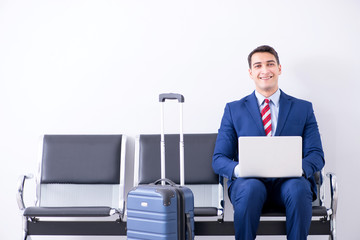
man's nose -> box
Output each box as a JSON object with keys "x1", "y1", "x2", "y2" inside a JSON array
[{"x1": 260, "y1": 65, "x2": 270, "y2": 73}]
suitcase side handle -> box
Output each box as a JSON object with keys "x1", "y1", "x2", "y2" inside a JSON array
[
  {"x1": 186, "y1": 213, "x2": 193, "y2": 240},
  {"x1": 159, "y1": 93, "x2": 185, "y2": 103}
]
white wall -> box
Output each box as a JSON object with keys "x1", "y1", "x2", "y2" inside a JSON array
[{"x1": 1, "y1": 0, "x2": 359, "y2": 239}]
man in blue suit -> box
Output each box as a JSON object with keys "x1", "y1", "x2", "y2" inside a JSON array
[{"x1": 213, "y1": 45, "x2": 325, "y2": 240}]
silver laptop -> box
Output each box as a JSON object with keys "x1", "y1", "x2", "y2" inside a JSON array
[{"x1": 237, "y1": 136, "x2": 302, "y2": 178}]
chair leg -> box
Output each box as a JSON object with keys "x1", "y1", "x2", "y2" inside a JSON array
[
  {"x1": 330, "y1": 230, "x2": 336, "y2": 240},
  {"x1": 22, "y1": 216, "x2": 28, "y2": 240},
  {"x1": 330, "y1": 217, "x2": 336, "y2": 240}
]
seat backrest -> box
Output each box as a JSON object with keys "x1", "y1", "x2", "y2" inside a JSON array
[
  {"x1": 134, "y1": 133, "x2": 223, "y2": 215},
  {"x1": 37, "y1": 135, "x2": 126, "y2": 212}
]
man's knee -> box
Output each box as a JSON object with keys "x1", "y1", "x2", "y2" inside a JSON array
[
  {"x1": 230, "y1": 178, "x2": 267, "y2": 205},
  {"x1": 281, "y1": 178, "x2": 312, "y2": 206}
]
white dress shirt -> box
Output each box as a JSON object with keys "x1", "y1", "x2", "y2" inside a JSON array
[{"x1": 254, "y1": 89, "x2": 280, "y2": 136}]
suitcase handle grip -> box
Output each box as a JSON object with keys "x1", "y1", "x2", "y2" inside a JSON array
[
  {"x1": 186, "y1": 213, "x2": 193, "y2": 240},
  {"x1": 159, "y1": 93, "x2": 185, "y2": 103},
  {"x1": 152, "y1": 178, "x2": 177, "y2": 186}
]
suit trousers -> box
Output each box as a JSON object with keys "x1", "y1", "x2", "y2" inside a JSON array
[{"x1": 229, "y1": 177, "x2": 313, "y2": 240}]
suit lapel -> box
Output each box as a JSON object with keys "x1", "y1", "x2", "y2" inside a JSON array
[
  {"x1": 275, "y1": 91, "x2": 292, "y2": 136},
  {"x1": 245, "y1": 92, "x2": 265, "y2": 136}
]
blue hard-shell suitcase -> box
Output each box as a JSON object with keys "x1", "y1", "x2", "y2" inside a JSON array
[
  {"x1": 127, "y1": 93, "x2": 195, "y2": 240},
  {"x1": 127, "y1": 179, "x2": 194, "y2": 239}
]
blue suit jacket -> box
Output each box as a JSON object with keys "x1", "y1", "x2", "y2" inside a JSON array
[{"x1": 213, "y1": 90, "x2": 325, "y2": 200}]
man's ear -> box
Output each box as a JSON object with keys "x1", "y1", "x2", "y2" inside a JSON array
[
  {"x1": 248, "y1": 68, "x2": 253, "y2": 78},
  {"x1": 278, "y1": 64, "x2": 282, "y2": 75}
]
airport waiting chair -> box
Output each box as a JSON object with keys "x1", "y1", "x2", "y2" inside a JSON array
[
  {"x1": 133, "y1": 133, "x2": 224, "y2": 220},
  {"x1": 17, "y1": 135, "x2": 127, "y2": 239},
  {"x1": 133, "y1": 133, "x2": 338, "y2": 239}
]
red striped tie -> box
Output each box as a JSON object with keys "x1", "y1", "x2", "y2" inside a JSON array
[{"x1": 261, "y1": 99, "x2": 272, "y2": 136}]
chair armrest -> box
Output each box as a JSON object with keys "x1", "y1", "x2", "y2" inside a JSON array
[
  {"x1": 326, "y1": 172, "x2": 338, "y2": 219},
  {"x1": 17, "y1": 174, "x2": 34, "y2": 211}
]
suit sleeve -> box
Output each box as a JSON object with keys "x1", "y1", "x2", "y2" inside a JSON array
[
  {"x1": 212, "y1": 103, "x2": 238, "y2": 180},
  {"x1": 302, "y1": 103, "x2": 325, "y2": 178}
]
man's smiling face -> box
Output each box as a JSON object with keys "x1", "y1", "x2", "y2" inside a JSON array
[{"x1": 249, "y1": 52, "x2": 282, "y2": 97}]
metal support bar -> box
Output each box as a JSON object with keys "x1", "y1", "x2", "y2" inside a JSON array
[
  {"x1": 194, "y1": 220, "x2": 331, "y2": 236},
  {"x1": 27, "y1": 221, "x2": 126, "y2": 236},
  {"x1": 25, "y1": 219, "x2": 331, "y2": 237}
]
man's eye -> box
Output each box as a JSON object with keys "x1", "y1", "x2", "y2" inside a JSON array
[
  {"x1": 254, "y1": 65, "x2": 261, "y2": 68},
  {"x1": 268, "y1": 63, "x2": 275, "y2": 66}
]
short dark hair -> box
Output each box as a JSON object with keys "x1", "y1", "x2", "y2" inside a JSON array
[{"x1": 248, "y1": 45, "x2": 280, "y2": 68}]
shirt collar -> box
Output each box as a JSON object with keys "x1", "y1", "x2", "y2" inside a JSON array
[{"x1": 255, "y1": 88, "x2": 281, "y2": 107}]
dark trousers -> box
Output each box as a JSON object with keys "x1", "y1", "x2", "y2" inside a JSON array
[{"x1": 229, "y1": 177, "x2": 313, "y2": 240}]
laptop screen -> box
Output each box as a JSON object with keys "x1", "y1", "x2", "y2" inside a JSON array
[{"x1": 237, "y1": 136, "x2": 302, "y2": 178}]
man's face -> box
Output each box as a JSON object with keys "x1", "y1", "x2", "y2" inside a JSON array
[{"x1": 249, "y1": 52, "x2": 281, "y2": 97}]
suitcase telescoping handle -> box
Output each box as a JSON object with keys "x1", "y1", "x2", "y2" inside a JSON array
[
  {"x1": 159, "y1": 93, "x2": 185, "y2": 103},
  {"x1": 159, "y1": 93, "x2": 185, "y2": 186}
]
